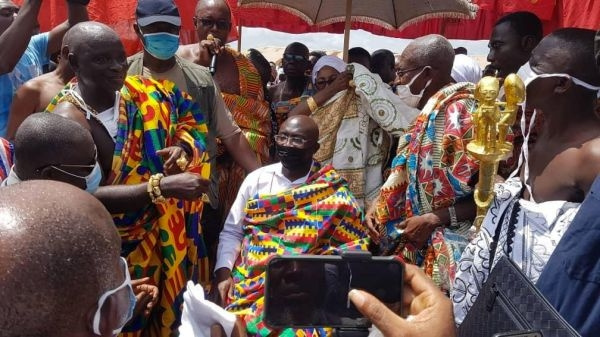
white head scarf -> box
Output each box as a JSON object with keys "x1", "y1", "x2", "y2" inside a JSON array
[
  {"x1": 451, "y1": 54, "x2": 482, "y2": 84},
  {"x1": 312, "y1": 55, "x2": 347, "y2": 84}
]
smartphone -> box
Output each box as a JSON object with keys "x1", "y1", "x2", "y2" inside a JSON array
[
  {"x1": 492, "y1": 330, "x2": 543, "y2": 337},
  {"x1": 263, "y1": 253, "x2": 403, "y2": 329}
]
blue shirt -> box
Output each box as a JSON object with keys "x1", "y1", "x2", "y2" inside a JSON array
[
  {"x1": 0, "y1": 32, "x2": 49, "y2": 136},
  {"x1": 536, "y1": 174, "x2": 600, "y2": 337}
]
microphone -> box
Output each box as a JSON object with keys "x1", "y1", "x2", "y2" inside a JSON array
[{"x1": 207, "y1": 34, "x2": 218, "y2": 75}]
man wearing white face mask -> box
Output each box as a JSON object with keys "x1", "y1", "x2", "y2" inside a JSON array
[
  {"x1": 364, "y1": 35, "x2": 479, "y2": 295},
  {"x1": 0, "y1": 180, "x2": 137, "y2": 337},
  {"x1": 452, "y1": 28, "x2": 600, "y2": 327},
  {"x1": 0, "y1": 111, "x2": 161, "y2": 328},
  {"x1": 1, "y1": 112, "x2": 101, "y2": 191}
]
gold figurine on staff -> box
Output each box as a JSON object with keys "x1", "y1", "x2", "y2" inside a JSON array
[{"x1": 467, "y1": 74, "x2": 524, "y2": 231}]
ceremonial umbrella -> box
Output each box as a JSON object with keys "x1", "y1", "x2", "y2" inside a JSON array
[{"x1": 237, "y1": 0, "x2": 479, "y2": 60}]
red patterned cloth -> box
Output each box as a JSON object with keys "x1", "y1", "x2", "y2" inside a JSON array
[{"x1": 374, "y1": 82, "x2": 478, "y2": 293}]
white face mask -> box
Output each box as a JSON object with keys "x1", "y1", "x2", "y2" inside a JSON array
[
  {"x1": 396, "y1": 66, "x2": 432, "y2": 108},
  {"x1": 509, "y1": 63, "x2": 600, "y2": 201},
  {"x1": 521, "y1": 62, "x2": 600, "y2": 92}
]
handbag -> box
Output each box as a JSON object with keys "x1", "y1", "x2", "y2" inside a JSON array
[{"x1": 458, "y1": 199, "x2": 581, "y2": 337}]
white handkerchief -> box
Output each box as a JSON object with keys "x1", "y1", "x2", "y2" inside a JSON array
[{"x1": 178, "y1": 281, "x2": 237, "y2": 337}]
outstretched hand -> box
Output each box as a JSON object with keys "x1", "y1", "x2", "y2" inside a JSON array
[
  {"x1": 130, "y1": 277, "x2": 159, "y2": 318},
  {"x1": 348, "y1": 264, "x2": 456, "y2": 337}
]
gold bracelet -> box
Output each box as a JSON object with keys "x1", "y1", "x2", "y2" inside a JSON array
[
  {"x1": 147, "y1": 173, "x2": 166, "y2": 204},
  {"x1": 307, "y1": 96, "x2": 319, "y2": 113}
]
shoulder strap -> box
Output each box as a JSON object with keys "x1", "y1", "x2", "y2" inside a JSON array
[{"x1": 488, "y1": 197, "x2": 520, "y2": 268}]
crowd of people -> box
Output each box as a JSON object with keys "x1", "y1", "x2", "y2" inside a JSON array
[{"x1": 0, "y1": 0, "x2": 599, "y2": 336}]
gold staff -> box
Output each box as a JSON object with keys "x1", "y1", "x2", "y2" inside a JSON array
[{"x1": 467, "y1": 74, "x2": 524, "y2": 231}]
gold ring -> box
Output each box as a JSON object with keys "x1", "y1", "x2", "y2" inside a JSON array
[{"x1": 176, "y1": 153, "x2": 189, "y2": 171}]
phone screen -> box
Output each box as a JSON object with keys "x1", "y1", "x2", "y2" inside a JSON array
[{"x1": 264, "y1": 255, "x2": 403, "y2": 329}]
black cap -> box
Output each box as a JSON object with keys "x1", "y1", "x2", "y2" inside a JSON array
[{"x1": 136, "y1": 0, "x2": 181, "y2": 27}]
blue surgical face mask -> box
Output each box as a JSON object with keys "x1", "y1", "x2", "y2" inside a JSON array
[
  {"x1": 142, "y1": 32, "x2": 180, "y2": 60},
  {"x1": 85, "y1": 161, "x2": 102, "y2": 194}
]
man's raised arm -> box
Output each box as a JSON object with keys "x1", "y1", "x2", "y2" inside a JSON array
[{"x1": 0, "y1": 0, "x2": 42, "y2": 74}]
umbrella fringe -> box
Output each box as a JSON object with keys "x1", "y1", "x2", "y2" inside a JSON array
[
  {"x1": 238, "y1": 1, "x2": 478, "y2": 32},
  {"x1": 237, "y1": 2, "x2": 317, "y2": 25}
]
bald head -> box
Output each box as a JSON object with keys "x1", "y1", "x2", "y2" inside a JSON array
[
  {"x1": 0, "y1": 180, "x2": 121, "y2": 336},
  {"x1": 404, "y1": 34, "x2": 455, "y2": 75},
  {"x1": 195, "y1": 0, "x2": 231, "y2": 16},
  {"x1": 63, "y1": 21, "x2": 122, "y2": 55},
  {"x1": 281, "y1": 115, "x2": 319, "y2": 142},
  {"x1": 62, "y1": 21, "x2": 127, "y2": 98},
  {"x1": 13, "y1": 112, "x2": 95, "y2": 185},
  {"x1": 276, "y1": 115, "x2": 320, "y2": 175}
]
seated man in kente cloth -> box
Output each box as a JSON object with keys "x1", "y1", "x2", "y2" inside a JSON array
[
  {"x1": 452, "y1": 28, "x2": 600, "y2": 324},
  {"x1": 214, "y1": 116, "x2": 369, "y2": 336},
  {"x1": 45, "y1": 22, "x2": 211, "y2": 337},
  {"x1": 365, "y1": 35, "x2": 478, "y2": 294}
]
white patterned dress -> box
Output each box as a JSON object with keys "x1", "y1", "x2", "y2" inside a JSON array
[{"x1": 451, "y1": 177, "x2": 580, "y2": 324}]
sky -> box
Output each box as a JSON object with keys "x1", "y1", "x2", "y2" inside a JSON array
[{"x1": 231, "y1": 27, "x2": 490, "y2": 56}]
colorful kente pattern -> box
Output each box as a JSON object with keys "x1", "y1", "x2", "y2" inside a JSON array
[
  {"x1": 227, "y1": 162, "x2": 370, "y2": 336},
  {"x1": 46, "y1": 76, "x2": 210, "y2": 337},
  {"x1": 374, "y1": 82, "x2": 478, "y2": 292},
  {"x1": 270, "y1": 85, "x2": 314, "y2": 130},
  {"x1": 218, "y1": 48, "x2": 271, "y2": 225},
  {"x1": 0, "y1": 137, "x2": 13, "y2": 181}
]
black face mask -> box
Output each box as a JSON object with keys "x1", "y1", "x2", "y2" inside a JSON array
[{"x1": 276, "y1": 144, "x2": 307, "y2": 169}]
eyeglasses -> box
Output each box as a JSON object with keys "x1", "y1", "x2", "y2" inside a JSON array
[
  {"x1": 92, "y1": 257, "x2": 136, "y2": 335},
  {"x1": 274, "y1": 134, "x2": 308, "y2": 147},
  {"x1": 315, "y1": 75, "x2": 338, "y2": 90},
  {"x1": 283, "y1": 53, "x2": 308, "y2": 62},
  {"x1": 195, "y1": 17, "x2": 231, "y2": 31},
  {"x1": 396, "y1": 66, "x2": 426, "y2": 77}
]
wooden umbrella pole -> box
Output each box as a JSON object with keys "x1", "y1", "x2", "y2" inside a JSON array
[
  {"x1": 237, "y1": 19, "x2": 243, "y2": 52},
  {"x1": 343, "y1": 0, "x2": 352, "y2": 62}
]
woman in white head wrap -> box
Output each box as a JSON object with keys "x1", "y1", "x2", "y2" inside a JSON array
[
  {"x1": 451, "y1": 54, "x2": 482, "y2": 84},
  {"x1": 287, "y1": 55, "x2": 420, "y2": 209},
  {"x1": 311, "y1": 55, "x2": 347, "y2": 87}
]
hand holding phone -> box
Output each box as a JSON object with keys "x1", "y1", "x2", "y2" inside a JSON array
[{"x1": 349, "y1": 264, "x2": 457, "y2": 337}]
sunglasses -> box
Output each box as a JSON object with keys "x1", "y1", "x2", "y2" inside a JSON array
[
  {"x1": 283, "y1": 53, "x2": 308, "y2": 62},
  {"x1": 195, "y1": 17, "x2": 231, "y2": 31}
]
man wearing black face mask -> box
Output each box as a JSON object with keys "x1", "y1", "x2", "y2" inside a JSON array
[{"x1": 212, "y1": 115, "x2": 369, "y2": 336}]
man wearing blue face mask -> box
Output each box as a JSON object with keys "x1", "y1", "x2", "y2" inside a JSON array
[
  {"x1": 128, "y1": 0, "x2": 261, "y2": 276},
  {"x1": 1, "y1": 112, "x2": 100, "y2": 191},
  {"x1": 452, "y1": 28, "x2": 600, "y2": 330},
  {"x1": 0, "y1": 180, "x2": 137, "y2": 337}
]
